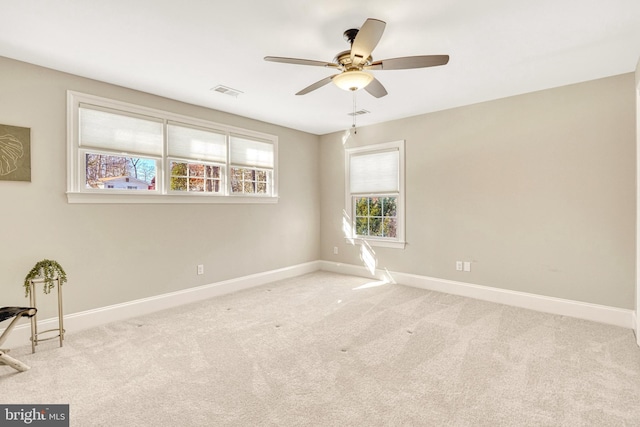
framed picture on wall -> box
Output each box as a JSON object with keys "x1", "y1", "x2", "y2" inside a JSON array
[{"x1": 0, "y1": 123, "x2": 31, "y2": 182}]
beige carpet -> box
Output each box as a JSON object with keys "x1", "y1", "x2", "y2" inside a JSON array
[{"x1": 1, "y1": 271, "x2": 639, "y2": 426}]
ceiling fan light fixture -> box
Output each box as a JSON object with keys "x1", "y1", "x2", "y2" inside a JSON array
[{"x1": 333, "y1": 70, "x2": 374, "y2": 91}]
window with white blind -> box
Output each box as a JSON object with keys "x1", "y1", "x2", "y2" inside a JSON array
[
  {"x1": 167, "y1": 123, "x2": 226, "y2": 194},
  {"x1": 345, "y1": 140, "x2": 405, "y2": 248},
  {"x1": 229, "y1": 135, "x2": 274, "y2": 195},
  {"x1": 67, "y1": 91, "x2": 277, "y2": 204}
]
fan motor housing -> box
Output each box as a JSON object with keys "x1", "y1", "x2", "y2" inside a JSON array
[{"x1": 334, "y1": 50, "x2": 371, "y2": 70}]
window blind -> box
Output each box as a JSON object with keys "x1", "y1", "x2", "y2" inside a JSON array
[
  {"x1": 350, "y1": 149, "x2": 399, "y2": 193},
  {"x1": 230, "y1": 136, "x2": 274, "y2": 168},
  {"x1": 167, "y1": 123, "x2": 226, "y2": 162},
  {"x1": 79, "y1": 106, "x2": 163, "y2": 156}
]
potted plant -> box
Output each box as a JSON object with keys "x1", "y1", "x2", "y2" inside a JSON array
[{"x1": 23, "y1": 259, "x2": 67, "y2": 296}]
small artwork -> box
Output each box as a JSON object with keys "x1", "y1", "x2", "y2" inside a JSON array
[{"x1": 0, "y1": 124, "x2": 31, "y2": 182}]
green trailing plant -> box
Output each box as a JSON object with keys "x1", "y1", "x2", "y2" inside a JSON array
[{"x1": 23, "y1": 259, "x2": 68, "y2": 297}]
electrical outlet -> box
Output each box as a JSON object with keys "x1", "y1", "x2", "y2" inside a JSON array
[
  {"x1": 197, "y1": 264, "x2": 204, "y2": 275},
  {"x1": 455, "y1": 261, "x2": 463, "y2": 271},
  {"x1": 463, "y1": 262, "x2": 471, "y2": 272},
  {"x1": 333, "y1": 246, "x2": 339, "y2": 255}
]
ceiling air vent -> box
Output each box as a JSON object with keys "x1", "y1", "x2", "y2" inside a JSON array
[
  {"x1": 347, "y1": 109, "x2": 370, "y2": 116},
  {"x1": 211, "y1": 85, "x2": 243, "y2": 98}
]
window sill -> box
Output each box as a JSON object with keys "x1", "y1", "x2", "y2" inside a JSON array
[
  {"x1": 345, "y1": 237, "x2": 406, "y2": 249},
  {"x1": 67, "y1": 192, "x2": 279, "y2": 204}
]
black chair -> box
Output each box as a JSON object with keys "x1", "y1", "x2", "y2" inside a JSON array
[{"x1": 0, "y1": 307, "x2": 37, "y2": 372}]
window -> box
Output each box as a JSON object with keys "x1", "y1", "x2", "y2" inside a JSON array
[
  {"x1": 67, "y1": 91, "x2": 277, "y2": 204},
  {"x1": 355, "y1": 196, "x2": 398, "y2": 238},
  {"x1": 229, "y1": 135, "x2": 274, "y2": 195},
  {"x1": 85, "y1": 153, "x2": 157, "y2": 191},
  {"x1": 345, "y1": 140, "x2": 405, "y2": 248},
  {"x1": 167, "y1": 122, "x2": 226, "y2": 195},
  {"x1": 170, "y1": 161, "x2": 221, "y2": 193}
]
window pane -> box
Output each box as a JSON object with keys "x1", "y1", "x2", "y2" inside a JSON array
[
  {"x1": 383, "y1": 217, "x2": 397, "y2": 238},
  {"x1": 85, "y1": 153, "x2": 156, "y2": 191},
  {"x1": 370, "y1": 197, "x2": 382, "y2": 216},
  {"x1": 188, "y1": 164, "x2": 204, "y2": 177},
  {"x1": 370, "y1": 217, "x2": 382, "y2": 237},
  {"x1": 206, "y1": 165, "x2": 220, "y2": 179},
  {"x1": 189, "y1": 178, "x2": 205, "y2": 192},
  {"x1": 243, "y1": 181, "x2": 255, "y2": 193},
  {"x1": 356, "y1": 217, "x2": 368, "y2": 236},
  {"x1": 172, "y1": 177, "x2": 187, "y2": 191},
  {"x1": 171, "y1": 161, "x2": 187, "y2": 176},
  {"x1": 206, "y1": 179, "x2": 220, "y2": 192},
  {"x1": 231, "y1": 168, "x2": 242, "y2": 192},
  {"x1": 241, "y1": 169, "x2": 251, "y2": 180},
  {"x1": 355, "y1": 197, "x2": 369, "y2": 216},
  {"x1": 383, "y1": 197, "x2": 397, "y2": 216}
]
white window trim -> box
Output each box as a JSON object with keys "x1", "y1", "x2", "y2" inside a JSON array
[
  {"x1": 345, "y1": 140, "x2": 406, "y2": 249},
  {"x1": 66, "y1": 91, "x2": 278, "y2": 204}
]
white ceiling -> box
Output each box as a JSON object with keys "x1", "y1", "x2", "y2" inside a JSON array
[{"x1": 0, "y1": 1, "x2": 638, "y2": 135}]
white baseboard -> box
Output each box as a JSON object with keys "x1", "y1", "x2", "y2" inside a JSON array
[
  {"x1": 4, "y1": 261, "x2": 321, "y2": 349},
  {"x1": 4, "y1": 259, "x2": 634, "y2": 350},
  {"x1": 319, "y1": 261, "x2": 635, "y2": 330},
  {"x1": 634, "y1": 312, "x2": 639, "y2": 347}
]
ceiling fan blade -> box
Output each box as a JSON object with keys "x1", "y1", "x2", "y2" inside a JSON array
[
  {"x1": 364, "y1": 77, "x2": 388, "y2": 98},
  {"x1": 296, "y1": 75, "x2": 336, "y2": 95},
  {"x1": 350, "y1": 18, "x2": 386, "y2": 66},
  {"x1": 365, "y1": 55, "x2": 450, "y2": 71},
  {"x1": 264, "y1": 56, "x2": 339, "y2": 68}
]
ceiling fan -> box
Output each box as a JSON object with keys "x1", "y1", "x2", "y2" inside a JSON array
[{"x1": 264, "y1": 18, "x2": 449, "y2": 98}]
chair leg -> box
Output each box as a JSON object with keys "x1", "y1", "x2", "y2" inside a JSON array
[
  {"x1": 0, "y1": 350, "x2": 30, "y2": 372},
  {"x1": 0, "y1": 307, "x2": 37, "y2": 372}
]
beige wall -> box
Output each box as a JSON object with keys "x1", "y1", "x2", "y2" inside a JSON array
[
  {"x1": 0, "y1": 56, "x2": 320, "y2": 319},
  {"x1": 1, "y1": 54, "x2": 634, "y2": 319},
  {"x1": 321, "y1": 74, "x2": 636, "y2": 309},
  {"x1": 636, "y1": 59, "x2": 640, "y2": 322}
]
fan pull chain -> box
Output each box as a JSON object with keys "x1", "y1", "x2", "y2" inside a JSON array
[{"x1": 352, "y1": 90, "x2": 357, "y2": 134}]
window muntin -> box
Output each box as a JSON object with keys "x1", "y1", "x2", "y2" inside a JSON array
[
  {"x1": 68, "y1": 91, "x2": 277, "y2": 203},
  {"x1": 345, "y1": 141, "x2": 405, "y2": 248}
]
